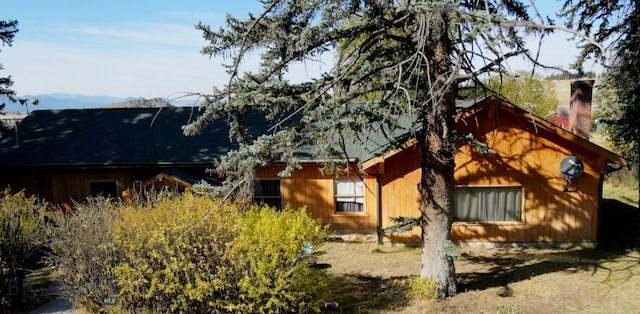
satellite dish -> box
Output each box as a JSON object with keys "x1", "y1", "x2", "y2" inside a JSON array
[{"x1": 560, "y1": 156, "x2": 584, "y2": 179}]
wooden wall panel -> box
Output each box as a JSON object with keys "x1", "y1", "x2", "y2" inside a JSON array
[
  {"x1": 0, "y1": 167, "x2": 203, "y2": 209},
  {"x1": 258, "y1": 164, "x2": 377, "y2": 234},
  {"x1": 452, "y1": 100, "x2": 604, "y2": 244},
  {"x1": 372, "y1": 99, "x2": 607, "y2": 245},
  {"x1": 1, "y1": 97, "x2": 610, "y2": 245},
  {"x1": 378, "y1": 146, "x2": 422, "y2": 243}
]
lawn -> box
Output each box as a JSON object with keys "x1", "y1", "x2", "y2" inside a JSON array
[
  {"x1": 317, "y1": 242, "x2": 640, "y2": 313},
  {"x1": 316, "y1": 193, "x2": 640, "y2": 313}
]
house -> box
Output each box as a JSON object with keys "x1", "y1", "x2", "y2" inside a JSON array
[
  {"x1": 364, "y1": 93, "x2": 626, "y2": 246},
  {"x1": 0, "y1": 112, "x2": 27, "y2": 132},
  {"x1": 0, "y1": 81, "x2": 627, "y2": 246},
  {"x1": 257, "y1": 80, "x2": 626, "y2": 246},
  {"x1": 0, "y1": 107, "x2": 229, "y2": 209}
]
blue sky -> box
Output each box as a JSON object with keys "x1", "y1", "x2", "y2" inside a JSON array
[
  {"x1": 2, "y1": 1, "x2": 598, "y2": 100},
  {"x1": 2, "y1": 1, "x2": 264, "y2": 99}
]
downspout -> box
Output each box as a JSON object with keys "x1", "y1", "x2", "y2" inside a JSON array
[
  {"x1": 596, "y1": 173, "x2": 605, "y2": 247},
  {"x1": 375, "y1": 173, "x2": 382, "y2": 245},
  {"x1": 364, "y1": 165, "x2": 383, "y2": 246}
]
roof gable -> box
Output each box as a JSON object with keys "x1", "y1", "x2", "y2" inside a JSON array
[
  {"x1": 465, "y1": 96, "x2": 627, "y2": 169},
  {"x1": 363, "y1": 96, "x2": 627, "y2": 172}
]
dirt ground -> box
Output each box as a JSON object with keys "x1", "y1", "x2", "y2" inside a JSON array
[{"x1": 317, "y1": 199, "x2": 640, "y2": 313}]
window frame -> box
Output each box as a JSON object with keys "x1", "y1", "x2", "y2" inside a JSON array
[
  {"x1": 254, "y1": 179, "x2": 282, "y2": 210},
  {"x1": 87, "y1": 179, "x2": 120, "y2": 199},
  {"x1": 452, "y1": 185, "x2": 524, "y2": 225},
  {"x1": 334, "y1": 178, "x2": 366, "y2": 215}
]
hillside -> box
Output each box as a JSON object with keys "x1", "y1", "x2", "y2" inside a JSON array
[
  {"x1": 1, "y1": 94, "x2": 123, "y2": 112},
  {"x1": 104, "y1": 98, "x2": 173, "y2": 108},
  {"x1": 0, "y1": 94, "x2": 202, "y2": 113}
]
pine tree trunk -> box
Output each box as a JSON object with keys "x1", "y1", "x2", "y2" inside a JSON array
[
  {"x1": 418, "y1": 97, "x2": 457, "y2": 298},
  {"x1": 417, "y1": 9, "x2": 457, "y2": 299}
]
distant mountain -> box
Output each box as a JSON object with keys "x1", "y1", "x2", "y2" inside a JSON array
[
  {"x1": 1, "y1": 94, "x2": 199, "y2": 113},
  {"x1": 105, "y1": 98, "x2": 173, "y2": 108},
  {"x1": 1, "y1": 94, "x2": 124, "y2": 112}
]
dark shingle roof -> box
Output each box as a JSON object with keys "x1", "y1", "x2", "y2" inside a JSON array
[
  {"x1": 0, "y1": 107, "x2": 244, "y2": 166},
  {"x1": 0, "y1": 100, "x2": 487, "y2": 167},
  {"x1": 9, "y1": 97, "x2": 584, "y2": 168}
]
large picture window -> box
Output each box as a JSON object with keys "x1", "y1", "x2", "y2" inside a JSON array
[
  {"x1": 254, "y1": 180, "x2": 282, "y2": 210},
  {"x1": 454, "y1": 186, "x2": 522, "y2": 222},
  {"x1": 335, "y1": 179, "x2": 364, "y2": 213}
]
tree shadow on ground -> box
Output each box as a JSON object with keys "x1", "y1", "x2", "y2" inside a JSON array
[
  {"x1": 457, "y1": 198, "x2": 640, "y2": 292},
  {"x1": 323, "y1": 273, "x2": 412, "y2": 313},
  {"x1": 322, "y1": 199, "x2": 640, "y2": 312}
]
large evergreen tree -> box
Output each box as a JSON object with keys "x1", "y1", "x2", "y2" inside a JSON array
[
  {"x1": 561, "y1": 0, "x2": 640, "y2": 203},
  {"x1": 0, "y1": 20, "x2": 19, "y2": 136},
  {"x1": 190, "y1": 0, "x2": 578, "y2": 298}
]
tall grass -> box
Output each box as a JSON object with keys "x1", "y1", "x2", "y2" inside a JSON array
[{"x1": 603, "y1": 163, "x2": 639, "y2": 206}]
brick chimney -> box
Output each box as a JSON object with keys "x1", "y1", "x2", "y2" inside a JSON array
[{"x1": 568, "y1": 80, "x2": 594, "y2": 140}]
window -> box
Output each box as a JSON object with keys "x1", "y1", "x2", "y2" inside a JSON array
[
  {"x1": 335, "y1": 179, "x2": 364, "y2": 213},
  {"x1": 88, "y1": 180, "x2": 119, "y2": 198},
  {"x1": 453, "y1": 186, "x2": 522, "y2": 222},
  {"x1": 254, "y1": 180, "x2": 282, "y2": 210}
]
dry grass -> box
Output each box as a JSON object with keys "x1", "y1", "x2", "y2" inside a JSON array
[
  {"x1": 317, "y1": 243, "x2": 640, "y2": 313},
  {"x1": 317, "y1": 198, "x2": 640, "y2": 313},
  {"x1": 604, "y1": 182, "x2": 639, "y2": 207}
]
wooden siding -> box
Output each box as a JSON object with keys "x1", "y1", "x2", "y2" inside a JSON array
[
  {"x1": 1, "y1": 98, "x2": 619, "y2": 245},
  {"x1": 377, "y1": 146, "x2": 423, "y2": 243},
  {"x1": 453, "y1": 100, "x2": 604, "y2": 244},
  {"x1": 0, "y1": 167, "x2": 204, "y2": 210},
  {"x1": 371, "y1": 99, "x2": 608, "y2": 244},
  {"x1": 257, "y1": 164, "x2": 377, "y2": 233}
]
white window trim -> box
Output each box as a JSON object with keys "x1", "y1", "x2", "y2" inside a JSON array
[{"x1": 334, "y1": 178, "x2": 366, "y2": 215}]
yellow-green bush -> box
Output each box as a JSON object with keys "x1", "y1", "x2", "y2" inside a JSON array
[
  {"x1": 112, "y1": 193, "x2": 241, "y2": 313},
  {"x1": 0, "y1": 188, "x2": 48, "y2": 308},
  {"x1": 49, "y1": 193, "x2": 329, "y2": 313},
  {"x1": 407, "y1": 276, "x2": 438, "y2": 300},
  {"x1": 228, "y1": 206, "x2": 329, "y2": 313}
]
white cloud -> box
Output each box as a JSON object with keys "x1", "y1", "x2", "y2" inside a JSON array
[
  {"x1": 49, "y1": 22, "x2": 204, "y2": 48},
  {"x1": 4, "y1": 39, "x2": 230, "y2": 98}
]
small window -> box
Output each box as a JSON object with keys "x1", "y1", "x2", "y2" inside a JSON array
[
  {"x1": 335, "y1": 179, "x2": 364, "y2": 213},
  {"x1": 88, "y1": 180, "x2": 119, "y2": 198},
  {"x1": 454, "y1": 186, "x2": 522, "y2": 222},
  {"x1": 254, "y1": 180, "x2": 282, "y2": 210}
]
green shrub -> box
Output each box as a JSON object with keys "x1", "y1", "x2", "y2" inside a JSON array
[
  {"x1": 407, "y1": 276, "x2": 438, "y2": 300},
  {"x1": 496, "y1": 303, "x2": 524, "y2": 314},
  {"x1": 45, "y1": 197, "x2": 122, "y2": 313},
  {"x1": 228, "y1": 206, "x2": 329, "y2": 313},
  {"x1": 0, "y1": 187, "x2": 48, "y2": 308}
]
